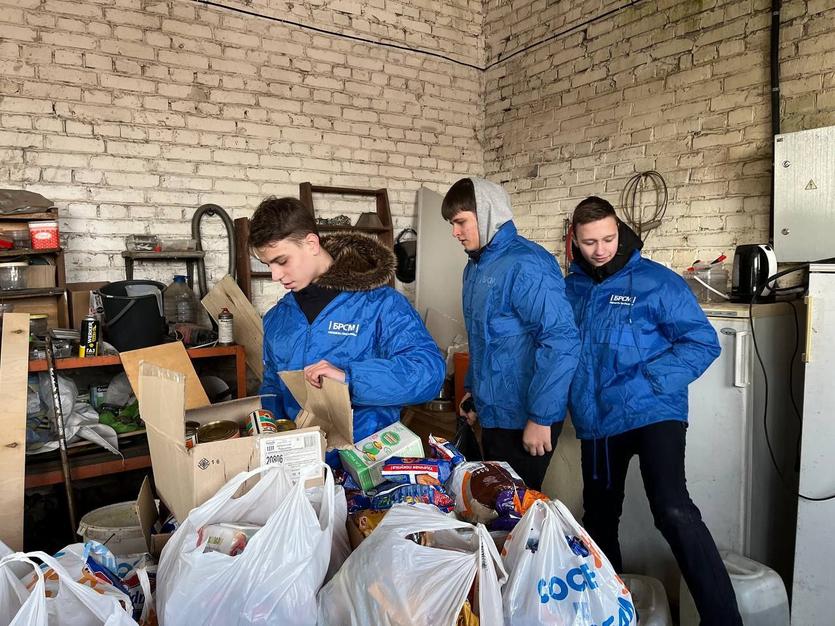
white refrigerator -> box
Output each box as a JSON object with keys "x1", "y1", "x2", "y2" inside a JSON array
[
  {"x1": 617, "y1": 302, "x2": 802, "y2": 603},
  {"x1": 791, "y1": 264, "x2": 835, "y2": 624}
]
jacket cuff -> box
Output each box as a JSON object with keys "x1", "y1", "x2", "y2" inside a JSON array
[{"x1": 529, "y1": 414, "x2": 564, "y2": 427}]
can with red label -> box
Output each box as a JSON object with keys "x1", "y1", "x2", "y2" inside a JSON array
[
  {"x1": 244, "y1": 409, "x2": 278, "y2": 436},
  {"x1": 184, "y1": 421, "x2": 199, "y2": 449}
]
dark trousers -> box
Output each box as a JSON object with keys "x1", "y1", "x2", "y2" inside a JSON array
[
  {"x1": 581, "y1": 421, "x2": 742, "y2": 626},
  {"x1": 481, "y1": 421, "x2": 563, "y2": 491}
]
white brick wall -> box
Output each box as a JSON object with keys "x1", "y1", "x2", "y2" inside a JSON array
[
  {"x1": 0, "y1": 0, "x2": 483, "y2": 313},
  {"x1": 2, "y1": 0, "x2": 834, "y2": 318},
  {"x1": 484, "y1": 0, "x2": 835, "y2": 271}
]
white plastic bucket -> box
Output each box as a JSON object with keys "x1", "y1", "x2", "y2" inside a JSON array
[
  {"x1": 679, "y1": 552, "x2": 789, "y2": 626},
  {"x1": 621, "y1": 574, "x2": 672, "y2": 626},
  {"x1": 77, "y1": 501, "x2": 147, "y2": 556}
]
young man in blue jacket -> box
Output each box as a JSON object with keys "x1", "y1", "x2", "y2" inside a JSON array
[
  {"x1": 442, "y1": 177, "x2": 579, "y2": 490},
  {"x1": 566, "y1": 196, "x2": 741, "y2": 625},
  {"x1": 250, "y1": 196, "x2": 445, "y2": 444}
]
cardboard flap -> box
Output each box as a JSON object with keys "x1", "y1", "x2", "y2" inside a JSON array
[
  {"x1": 202, "y1": 275, "x2": 264, "y2": 380},
  {"x1": 135, "y1": 476, "x2": 157, "y2": 553},
  {"x1": 122, "y1": 342, "x2": 210, "y2": 410},
  {"x1": 185, "y1": 395, "x2": 263, "y2": 424},
  {"x1": 279, "y1": 370, "x2": 309, "y2": 409},
  {"x1": 138, "y1": 362, "x2": 187, "y2": 445},
  {"x1": 280, "y1": 371, "x2": 353, "y2": 448}
]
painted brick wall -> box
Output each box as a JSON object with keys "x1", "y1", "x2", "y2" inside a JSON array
[
  {"x1": 483, "y1": 0, "x2": 835, "y2": 271},
  {"x1": 3, "y1": 0, "x2": 833, "y2": 315},
  {"x1": 0, "y1": 0, "x2": 483, "y2": 313}
]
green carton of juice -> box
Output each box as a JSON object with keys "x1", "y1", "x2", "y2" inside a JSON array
[{"x1": 339, "y1": 421, "x2": 424, "y2": 491}]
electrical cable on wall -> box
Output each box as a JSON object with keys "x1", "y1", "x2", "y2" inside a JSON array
[
  {"x1": 191, "y1": 0, "x2": 644, "y2": 73},
  {"x1": 619, "y1": 170, "x2": 668, "y2": 241},
  {"x1": 192, "y1": 0, "x2": 483, "y2": 71},
  {"x1": 750, "y1": 257, "x2": 835, "y2": 502}
]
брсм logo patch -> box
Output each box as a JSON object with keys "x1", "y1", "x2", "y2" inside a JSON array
[
  {"x1": 328, "y1": 320, "x2": 360, "y2": 336},
  {"x1": 609, "y1": 294, "x2": 636, "y2": 306}
]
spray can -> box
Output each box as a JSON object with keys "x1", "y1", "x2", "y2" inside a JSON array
[
  {"x1": 218, "y1": 307, "x2": 234, "y2": 345},
  {"x1": 79, "y1": 315, "x2": 100, "y2": 358}
]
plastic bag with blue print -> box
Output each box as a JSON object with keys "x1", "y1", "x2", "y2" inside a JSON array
[{"x1": 502, "y1": 498, "x2": 635, "y2": 625}]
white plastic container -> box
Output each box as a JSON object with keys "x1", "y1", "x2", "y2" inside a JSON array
[
  {"x1": 621, "y1": 574, "x2": 672, "y2": 626},
  {"x1": 77, "y1": 501, "x2": 147, "y2": 556},
  {"x1": 683, "y1": 264, "x2": 729, "y2": 303},
  {"x1": 679, "y1": 552, "x2": 789, "y2": 626}
]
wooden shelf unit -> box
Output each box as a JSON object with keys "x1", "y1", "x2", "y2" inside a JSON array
[
  {"x1": 234, "y1": 183, "x2": 395, "y2": 298},
  {"x1": 24, "y1": 344, "x2": 248, "y2": 489},
  {"x1": 0, "y1": 205, "x2": 68, "y2": 328}
]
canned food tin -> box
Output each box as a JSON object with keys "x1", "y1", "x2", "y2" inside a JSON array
[
  {"x1": 274, "y1": 419, "x2": 297, "y2": 433},
  {"x1": 197, "y1": 420, "x2": 240, "y2": 443},
  {"x1": 185, "y1": 423, "x2": 198, "y2": 449},
  {"x1": 244, "y1": 409, "x2": 277, "y2": 436}
]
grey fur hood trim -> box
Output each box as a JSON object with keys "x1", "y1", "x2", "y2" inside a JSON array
[{"x1": 316, "y1": 232, "x2": 395, "y2": 291}]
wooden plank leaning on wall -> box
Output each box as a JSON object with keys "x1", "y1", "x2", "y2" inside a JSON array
[{"x1": 0, "y1": 313, "x2": 30, "y2": 550}]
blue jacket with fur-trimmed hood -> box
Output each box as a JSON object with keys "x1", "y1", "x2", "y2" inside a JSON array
[
  {"x1": 564, "y1": 223, "x2": 720, "y2": 440},
  {"x1": 463, "y1": 178, "x2": 580, "y2": 430},
  {"x1": 259, "y1": 232, "x2": 445, "y2": 442}
]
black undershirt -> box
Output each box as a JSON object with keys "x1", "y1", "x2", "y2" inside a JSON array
[{"x1": 293, "y1": 283, "x2": 340, "y2": 324}]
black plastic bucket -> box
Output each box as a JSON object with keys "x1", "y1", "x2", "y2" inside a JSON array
[{"x1": 96, "y1": 280, "x2": 166, "y2": 352}]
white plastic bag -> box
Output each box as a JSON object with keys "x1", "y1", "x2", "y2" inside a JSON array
[
  {"x1": 318, "y1": 503, "x2": 507, "y2": 625},
  {"x1": 20, "y1": 543, "x2": 134, "y2": 606},
  {"x1": 156, "y1": 464, "x2": 346, "y2": 626},
  {"x1": 135, "y1": 568, "x2": 155, "y2": 626},
  {"x1": 0, "y1": 553, "x2": 30, "y2": 624},
  {"x1": 502, "y1": 499, "x2": 636, "y2": 625},
  {"x1": 0, "y1": 551, "x2": 136, "y2": 626}
]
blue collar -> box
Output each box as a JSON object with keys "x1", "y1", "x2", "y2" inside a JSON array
[
  {"x1": 569, "y1": 249, "x2": 642, "y2": 282},
  {"x1": 469, "y1": 221, "x2": 516, "y2": 264}
]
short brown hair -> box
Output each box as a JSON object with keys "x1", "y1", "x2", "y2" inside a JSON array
[
  {"x1": 248, "y1": 196, "x2": 318, "y2": 249},
  {"x1": 571, "y1": 196, "x2": 617, "y2": 229},
  {"x1": 441, "y1": 178, "x2": 476, "y2": 221}
]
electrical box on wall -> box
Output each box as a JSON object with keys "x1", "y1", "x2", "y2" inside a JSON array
[{"x1": 774, "y1": 125, "x2": 835, "y2": 263}]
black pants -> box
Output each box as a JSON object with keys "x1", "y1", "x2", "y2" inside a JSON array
[
  {"x1": 581, "y1": 420, "x2": 742, "y2": 626},
  {"x1": 481, "y1": 421, "x2": 563, "y2": 491}
]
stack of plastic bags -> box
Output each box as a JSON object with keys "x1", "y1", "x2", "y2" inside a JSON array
[
  {"x1": 324, "y1": 435, "x2": 637, "y2": 625},
  {"x1": 3, "y1": 436, "x2": 638, "y2": 625}
]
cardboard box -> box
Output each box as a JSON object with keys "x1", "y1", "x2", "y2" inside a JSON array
[
  {"x1": 401, "y1": 404, "x2": 457, "y2": 452},
  {"x1": 137, "y1": 344, "x2": 354, "y2": 522},
  {"x1": 338, "y1": 421, "x2": 424, "y2": 491},
  {"x1": 347, "y1": 516, "x2": 365, "y2": 551},
  {"x1": 25, "y1": 265, "x2": 55, "y2": 289},
  {"x1": 135, "y1": 476, "x2": 172, "y2": 559},
  {"x1": 66, "y1": 281, "x2": 108, "y2": 330}
]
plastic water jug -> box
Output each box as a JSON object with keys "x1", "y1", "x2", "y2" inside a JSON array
[
  {"x1": 164, "y1": 275, "x2": 197, "y2": 324},
  {"x1": 621, "y1": 574, "x2": 672, "y2": 626},
  {"x1": 679, "y1": 552, "x2": 789, "y2": 626}
]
